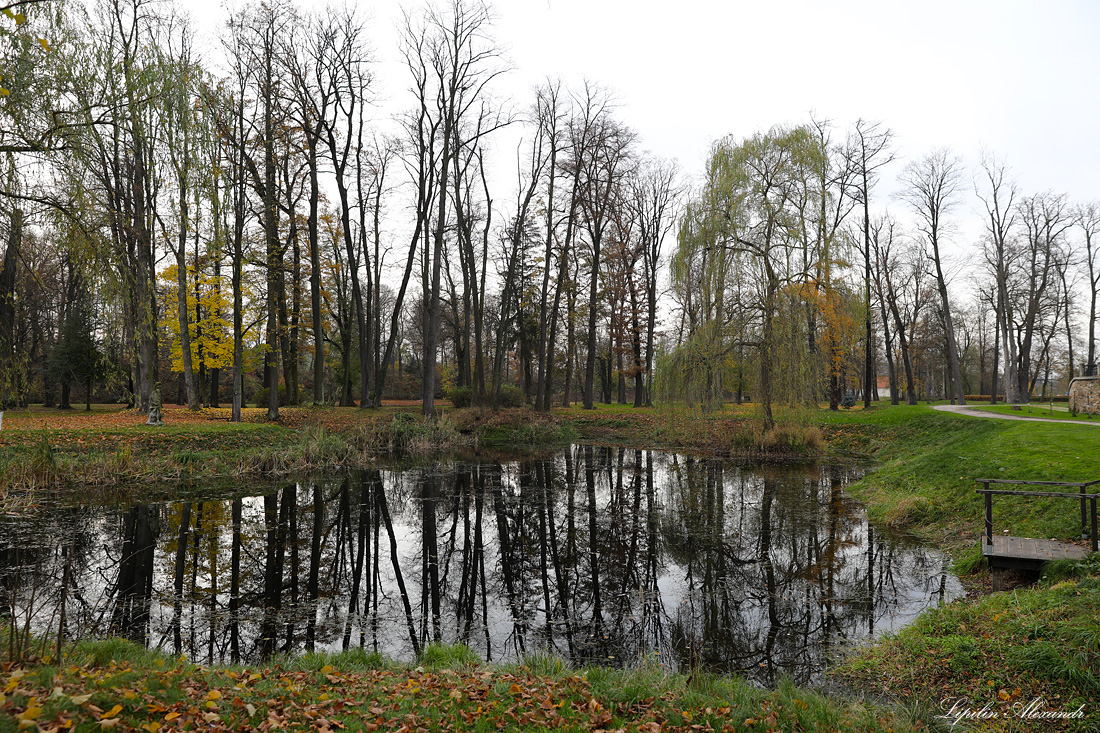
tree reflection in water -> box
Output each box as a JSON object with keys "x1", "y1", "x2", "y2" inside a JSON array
[{"x1": 0, "y1": 448, "x2": 961, "y2": 684}]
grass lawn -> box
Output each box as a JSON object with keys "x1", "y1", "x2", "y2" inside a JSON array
[
  {"x1": 821, "y1": 404, "x2": 1100, "y2": 729},
  {"x1": 971, "y1": 404, "x2": 1100, "y2": 423}
]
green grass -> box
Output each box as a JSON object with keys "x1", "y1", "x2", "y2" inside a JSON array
[
  {"x1": 972, "y1": 404, "x2": 1099, "y2": 422},
  {"x1": 419, "y1": 642, "x2": 481, "y2": 668},
  {"x1": 0, "y1": 639, "x2": 935, "y2": 733},
  {"x1": 813, "y1": 403, "x2": 1100, "y2": 555},
  {"x1": 836, "y1": 555, "x2": 1100, "y2": 731}
]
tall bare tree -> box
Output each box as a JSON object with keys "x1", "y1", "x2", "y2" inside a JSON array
[
  {"x1": 403, "y1": 0, "x2": 504, "y2": 418},
  {"x1": 1014, "y1": 192, "x2": 1071, "y2": 400},
  {"x1": 901, "y1": 149, "x2": 966, "y2": 405},
  {"x1": 976, "y1": 152, "x2": 1020, "y2": 403},
  {"x1": 1075, "y1": 202, "x2": 1100, "y2": 375},
  {"x1": 629, "y1": 157, "x2": 680, "y2": 407},
  {"x1": 225, "y1": 1, "x2": 292, "y2": 420},
  {"x1": 160, "y1": 18, "x2": 201, "y2": 410},
  {"x1": 284, "y1": 11, "x2": 334, "y2": 406},
  {"x1": 567, "y1": 84, "x2": 635, "y2": 410},
  {"x1": 317, "y1": 9, "x2": 373, "y2": 407},
  {"x1": 848, "y1": 120, "x2": 894, "y2": 407},
  {"x1": 533, "y1": 80, "x2": 568, "y2": 411}
]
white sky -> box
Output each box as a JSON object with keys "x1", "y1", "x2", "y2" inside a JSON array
[{"x1": 194, "y1": 0, "x2": 1100, "y2": 289}]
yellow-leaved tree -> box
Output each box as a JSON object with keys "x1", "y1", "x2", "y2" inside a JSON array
[{"x1": 159, "y1": 264, "x2": 233, "y2": 381}]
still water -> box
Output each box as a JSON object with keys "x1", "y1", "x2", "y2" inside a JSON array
[{"x1": 0, "y1": 447, "x2": 961, "y2": 685}]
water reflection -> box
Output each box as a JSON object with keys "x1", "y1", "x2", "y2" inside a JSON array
[{"x1": 0, "y1": 448, "x2": 961, "y2": 685}]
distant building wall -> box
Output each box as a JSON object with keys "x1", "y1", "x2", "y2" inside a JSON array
[{"x1": 1069, "y1": 376, "x2": 1100, "y2": 415}]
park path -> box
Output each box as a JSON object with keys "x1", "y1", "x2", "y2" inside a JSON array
[{"x1": 933, "y1": 403, "x2": 1100, "y2": 427}]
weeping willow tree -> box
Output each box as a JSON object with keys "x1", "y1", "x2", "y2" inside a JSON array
[
  {"x1": 659, "y1": 125, "x2": 836, "y2": 428},
  {"x1": 654, "y1": 320, "x2": 739, "y2": 411}
]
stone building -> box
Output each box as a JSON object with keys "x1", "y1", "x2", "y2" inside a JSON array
[{"x1": 1069, "y1": 375, "x2": 1100, "y2": 415}]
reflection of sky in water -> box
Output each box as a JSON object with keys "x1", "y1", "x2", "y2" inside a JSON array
[{"x1": 0, "y1": 449, "x2": 961, "y2": 686}]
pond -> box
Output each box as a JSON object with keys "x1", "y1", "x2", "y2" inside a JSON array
[{"x1": 0, "y1": 446, "x2": 962, "y2": 686}]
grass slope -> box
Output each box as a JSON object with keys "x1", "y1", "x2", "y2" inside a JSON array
[
  {"x1": 837, "y1": 556, "x2": 1100, "y2": 731},
  {"x1": 817, "y1": 404, "x2": 1100, "y2": 557}
]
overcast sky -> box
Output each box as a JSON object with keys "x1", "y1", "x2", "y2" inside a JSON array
[{"x1": 198, "y1": 0, "x2": 1100, "y2": 283}]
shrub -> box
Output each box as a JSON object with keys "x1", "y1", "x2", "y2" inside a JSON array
[
  {"x1": 497, "y1": 384, "x2": 524, "y2": 408},
  {"x1": 447, "y1": 386, "x2": 473, "y2": 408}
]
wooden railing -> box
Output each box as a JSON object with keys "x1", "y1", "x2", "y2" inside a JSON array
[{"x1": 974, "y1": 478, "x2": 1100, "y2": 553}]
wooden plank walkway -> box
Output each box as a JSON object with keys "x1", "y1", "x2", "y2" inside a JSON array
[{"x1": 975, "y1": 478, "x2": 1099, "y2": 592}]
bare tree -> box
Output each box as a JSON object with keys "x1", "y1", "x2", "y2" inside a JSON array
[
  {"x1": 1014, "y1": 192, "x2": 1071, "y2": 400},
  {"x1": 566, "y1": 83, "x2": 635, "y2": 410},
  {"x1": 316, "y1": 9, "x2": 373, "y2": 407},
  {"x1": 807, "y1": 115, "x2": 857, "y2": 410},
  {"x1": 160, "y1": 18, "x2": 201, "y2": 410},
  {"x1": 870, "y1": 214, "x2": 901, "y2": 404},
  {"x1": 847, "y1": 119, "x2": 894, "y2": 407},
  {"x1": 284, "y1": 11, "x2": 335, "y2": 406},
  {"x1": 403, "y1": 0, "x2": 505, "y2": 418},
  {"x1": 900, "y1": 149, "x2": 966, "y2": 405},
  {"x1": 629, "y1": 156, "x2": 680, "y2": 406},
  {"x1": 225, "y1": 1, "x2": 293, "y2": 420},
  {"x1": 976, "y1": 152, "x2": 1020, "y2": 403},
  {"x1": 1075, "y1": 202, "x2": 1100, "y2": 374},
  {"x1": 532, "y1": 79, "x2": 568, "y2": 411}
]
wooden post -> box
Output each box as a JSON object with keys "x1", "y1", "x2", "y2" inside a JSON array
[
  {"x1": 1082, "y1": 482, "x2": 1089, "y2": 539},
  {"x1": 1091, "y1": 497, "x2": 1098, "y2": 554},
  {"x1": 984, "y1": 486, "x2": 993, "y2": 547}
]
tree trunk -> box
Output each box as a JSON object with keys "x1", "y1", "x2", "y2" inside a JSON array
[
  {"x1": 583, "y1": 233, "x2": 601, "y2": 410},
  {"x1": 308, "y1": 138, "x2": 324, "y2": 406}
]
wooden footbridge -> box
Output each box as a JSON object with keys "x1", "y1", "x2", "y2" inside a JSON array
[{"x1": 975, "y1": 478, "x2": 1099, "y2": 591}]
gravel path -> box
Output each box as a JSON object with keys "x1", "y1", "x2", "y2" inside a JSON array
[{"x1": 932, "y1": 403, "x2": 1100, "y2": 426}]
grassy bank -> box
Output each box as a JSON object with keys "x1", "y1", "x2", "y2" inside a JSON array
[
  {"x1": 0, "y1": 402, "x2": 822, "y2": 502},
  {"x1": 0, "y1": 405, "x2": 576, "y2": 504},
  {"x1": 813, "y1": 404, "x2": 1100, "y2": 557},
  {"x1": 836, "y1": 555, "x2": 1100, "y2": 731},
  {"x1": 818, "y1": 404, "x2": 1100, "y2": 730},
  {"x1": 0, "y1": 639, "x2": 931, "y2": 733}
]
